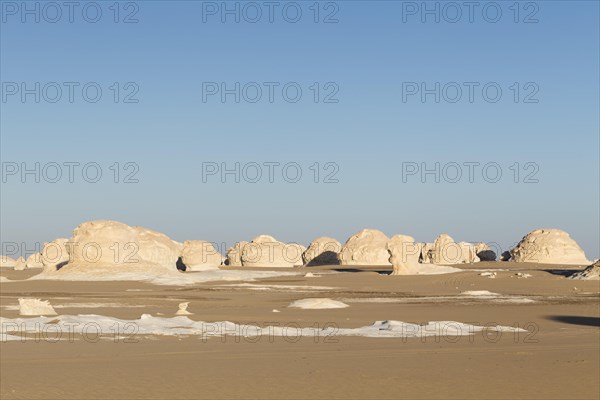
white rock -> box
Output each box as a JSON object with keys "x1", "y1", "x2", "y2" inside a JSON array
[
  {"x1": 241, "y1": 235, "x2": 303, "y2": 268},
  {"x1": 431, "y1": 234, "x2": 480, "y2": 264},
  {"x1": 387, "y1": 235, "x2": 422, "y2": 275},
  {"x1": 288, "y1": 298, "x2": 349, "y2": 309},
  {"x1": 302, "y1": 236, "x2": 341, "y2": 266},
  {"x1": 511, "y1": 229, "x2": 590, "y2": 265},
  {"x1": 225, "y1": 241, "x2": 248, "y2": 267},
  {"x1": 180, "y1": 240, "x2": 222, "y2": 271},
  {"x1": 41, "y1": 238, "x2": 70, "y2": 271},
  {"x1": 175, "y1": 302, "x2": 192, "y2": 315},
  {"x1": 420, "y1": 243, "x2": 434, "y2": 263},
  {"x1": 14, "y1": 257, "x2": 27, "y2": 271},
  {"x1": 25, "y1": 253, "x2": 44, "y2": 269},
  {"x1": 18, "y1": 298, "x2": 57, "y2": 316},
  {"x1": 570, "y1": 260, "x2": 600, "y2": 280},
  {"x1": 338, "y1": 229, "x2": 391, "y2": 266},
  {"x1": 60, "y1": 220, "x2": 182, "y2": 274},
  {"x1": 516, "y1": 273, "x2": 532, "y2": 279},
  {"x1": 0, "y1": 255, "x2": 17, "y2": 268}
]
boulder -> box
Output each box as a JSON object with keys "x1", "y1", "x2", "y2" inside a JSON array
[
  {"x1": 303, "y1": 237, "x2": 341, "y2": 266},
  {"x1": 338, "y1": 229, "x2": 391, "y2": 266},
  {"x1": 387, "y1": 235, "x2": 422, "y2": 275},
  {"x1": 59, "y1": 220, "x2": 182, "y2": 273},
  {"x1": 500, "y1": 251, "x2": 512, "y2": 261},
  {"x1": 180, "y1": 240, "x2": 222, "y2": 271},
  {"x1": 18, "y1": 298, "x2": 57, "y2": 316},
  {"x1": 241, "y1": 235, "x2": 304, "y2": 267},
  {"x1": 225, "y1": 241, "x2": 248, "y2": 267},
  {"x1": 475, "y1": 243, "x2": 497, "y2": 261},
  {"x1": 0, "y1": 256, "x2": 17, "y2": 268},
  {"x1": 510, "y1": 229, "x2": 590, "y2": 265},
  {"x1": 570, "y1": 260, "x2": 600, "y2": 280}
]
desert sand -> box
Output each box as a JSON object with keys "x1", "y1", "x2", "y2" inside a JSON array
[{"x1": 1, "y1": 260, "x2": 599, "y2": 400}]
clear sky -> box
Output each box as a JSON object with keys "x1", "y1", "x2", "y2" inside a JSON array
[{"x1": 1, "y1": 0, "x2": 599, "y2": 259}]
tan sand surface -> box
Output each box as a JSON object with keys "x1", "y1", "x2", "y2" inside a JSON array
[{"x1": 1, "y1": 263, "x2": 598, "y2": 399}]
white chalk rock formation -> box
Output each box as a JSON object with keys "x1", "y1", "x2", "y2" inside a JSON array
[
  {"x1": 18, "y1": 298, "x2": 57, "y2": 316},
  {"x1": 25, "y1": 253, "x2": 44, "y2": 269},
  {"x1": 59, "y1": 220, "x2": 182, "y2": 273},
  {"x1": 303, "y1": 237, "x2": 341, "y2": 266},
  {"x1": 510, "y1": 229, "x2": 590, "y2": 265},
  {"x1": 431, "y1": 234, "x2": 480, "y2": 264},
  {"x1": 180, "y1": 240, "x2": 222, "y2": 271},
  {"x1": 241, "y1": 235, "x2": 303, "y2": 267},
  {"x1": 14, "y1": 257, "x2": 27, "y2": 271},
  {"x1": 175, "y1": 302, "x2": 192, "y2": 315},
  {"x1": 387, "y1": 235, "x2": 422, "y2": 275},
  {"x1": 338, "y1": 229, "x2": 391, "y2": 266},
  {"x1": 570, "y1": 260, "x2": 600, "y2": 280},
  {"x1": 420, "y1": 243, "x2": 434, "y2": 263},
  {"x1": 0, "y1": 256, "x2": 17, "y2": 268},
  {"x1": 41, "y1": 238, "x2": 70, "y2": 271},
  {"x1": 225, "y1": 241, "x2": 248, "y2": 267}
]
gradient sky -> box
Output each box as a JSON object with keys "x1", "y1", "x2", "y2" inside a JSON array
[{"x1": 1, "y1": 0, "x2": 599, "y2": 259}]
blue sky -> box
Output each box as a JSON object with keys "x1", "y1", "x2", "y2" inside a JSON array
[{"x1": 1, "y1": 0, "x2": 599, "y2": 259}]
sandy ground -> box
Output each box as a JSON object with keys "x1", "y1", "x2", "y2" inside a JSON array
[{"x1": 1, "y1": 262, "x2": 599, "y2": 399}]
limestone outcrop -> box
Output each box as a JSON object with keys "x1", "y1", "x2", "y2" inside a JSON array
[
  {"x1": 338, "y1": 229, "x2": 391, "y2": 266},
  {"x1": 387, "y1": 235, "x2": 422, "y2": 275},
  {"x1": 241, "y1": 235, "x2": 304, "y2": 267},
  {"x1": 430, "y1": 234, "x2": 481, "y2": 264},
  {"x1": 180, "y1": 240, "x2": 222, "y2": 271},
  {"x1": 303, "y1": 237, "x2": 341, "y2": 266},
  {"x1": 510, "y1": 229, "x2": 590, "y2": 265},
  {"x1": 570, "y1": 260, "x2": 600, "y2": 280},
  {"x1": 58, "y1": 220, "x2": 182, "y2": 273},
  {"x1": 41, "y1": 238, "x2": 70, "y2": 271},
  {"x1": 225, "y1": 241, "x2": 248, "y2": 267}
]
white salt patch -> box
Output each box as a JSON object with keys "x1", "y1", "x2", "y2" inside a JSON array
[
  {"x1": 342, "y1": 292, "x2": 535, "y2": 304},
  {"x1": 288, "y1": 298, "x2": 349, "y2": 309},
  {"x1": 0, "y1": 276, "x2": 11, "y2": 283},
  {"x1": 0, "y1": 314, "x2": 526, "y2": 341},
  {"x1": 493, "y1": 298, "x2": 536, "y2": 304},
  {"x1": 18, "y1": 299, "x2": 57, "y2": 316},
  {"x1": 409, "y1": 264, "x2": 462, "y2": 275},
  {"x1": 272, "y1": 309, "x2": 280, "y2": 313},
  {"x1": 217, "y1": 283, "x2": 338, "y2": 292},
  {"x1": 304, "y1": 272, "x2": 318, "y2": 278},
  {"x1": 479, "y1": 272, "x2": 497, "y2": 278},
  {"x1": 461, "y1": 290, "x2": 500, "y2": 297},
  {"x1": 29, "y1": 269, "x2": 300, "y2": 286}
]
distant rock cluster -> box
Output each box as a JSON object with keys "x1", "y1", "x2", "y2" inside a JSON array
[{"x1": 0, "y1": 222, "x2": 593, "y2": 278}]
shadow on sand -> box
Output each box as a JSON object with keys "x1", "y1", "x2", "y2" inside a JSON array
[{"x1": 546, "y1": 316, "x2": 600, "y2": 327}]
